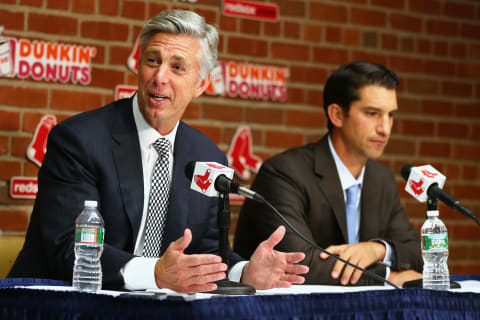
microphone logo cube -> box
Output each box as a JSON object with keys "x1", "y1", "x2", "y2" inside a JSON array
[
  {"x1": 190, "y1": 162, "x2": 234, "y2": 197},
  {"x1": 405, "y1": 165, "x2": 446, "y2": 202}
]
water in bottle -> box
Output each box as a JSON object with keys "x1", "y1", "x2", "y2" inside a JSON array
[
  {"x1": 421, "y1": 210, "x2": 450, "y2": 290},
  {"x1": 73, "y1": 200, "x2": 104, "y2": 292}
]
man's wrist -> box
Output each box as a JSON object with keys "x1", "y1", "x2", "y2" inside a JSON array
[{"x1": 369, "y1": 240, "x2": 386, "y2": 261}]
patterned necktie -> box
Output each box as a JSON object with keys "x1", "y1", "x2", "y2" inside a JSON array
[
  {"x1": 142, "y1": 138, "x2": 171, "y2": 258},
  {"x1": 346, "y1": 184, "x2": 361, "y2": 244}
]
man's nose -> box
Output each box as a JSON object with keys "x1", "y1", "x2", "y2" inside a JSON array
[
  {"x1": 377, "y1": 115, "x2": 391, "y2": 136},
  {"x1": 153, "y1": 64, "x2": 169, "y2": 85}
]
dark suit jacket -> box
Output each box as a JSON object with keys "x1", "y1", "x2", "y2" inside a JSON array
[
  {"x1": 234, "y1": 135, "x2": 422, "y2": 285},
  {"x1": 9, "y1": 97, "x2": 243, "y2": 288}
]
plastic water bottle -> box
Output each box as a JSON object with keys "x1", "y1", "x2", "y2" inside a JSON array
[
  {"x1": 421, "y1": 210, "x2": 450, "y2": 290},
  {"x1": 73, "y1": 200, "x2": 104, "y2": 292}
]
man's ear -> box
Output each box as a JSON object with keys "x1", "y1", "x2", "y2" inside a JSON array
[
  {"x1": 327, "y1": 104, "x2": 345, "y2": 128},
  {"x1": 193, "y1": 73, "x2": 211, "y2": 98}
]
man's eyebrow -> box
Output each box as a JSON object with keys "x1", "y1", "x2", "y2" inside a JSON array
[
  {"x1": 361, "y1": 106, "x2": 382, "y2": 111},
  {"x1": 361, "y1": 106, "x2": 398, "y2": 113},
  {"x1": 170, "y1": 54, "x2": 190, "y2": 64}
]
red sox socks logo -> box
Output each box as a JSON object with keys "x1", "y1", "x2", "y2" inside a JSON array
[
  {"x1": 26, "y1": 115, "x2": 57, "y2": 167},
  {"x1": 127, "y1": 37, "x2": 140, "y2": 74},
  {"x1": 194, "y1": 168, "x2": 213, "y2": 193},
  {"x1": 227, "y1": 127, "x2": 262, "y2": 180},
  {"x1": 409, "y1": 178, "x2": 424, "y2": 196}
]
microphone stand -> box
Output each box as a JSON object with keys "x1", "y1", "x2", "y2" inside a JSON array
[{"x1": 211, "y1": 192, "x2": 255, "y2": 295}]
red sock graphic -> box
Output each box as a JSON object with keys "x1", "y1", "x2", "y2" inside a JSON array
[
  {"x1": 26, "y1": 115, "x2": 56, "y2": 167},
  {"x1": 127, "y1": 37, "x2": 140, "y2": 74},
  {"x1": 227, "y1": 127, "x2": 262, "y2": 180}
]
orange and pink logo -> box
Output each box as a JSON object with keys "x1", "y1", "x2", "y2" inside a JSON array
[
  {"x1": 206, "y1": 61, "x2": 288, "y2": 102},
  {"x1": 0, "y1": 27, "x2": 96, "y2": 85}
]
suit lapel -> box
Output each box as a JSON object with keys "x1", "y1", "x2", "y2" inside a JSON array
[
  {"x1": 314, "y1": 136, "x2": 349, "y2": 243},
  {"x1": 111, "y1": 98, "x2": 144, "y2": 246},
  {"x1": 161, "y1": 122, "x2": 191, "y2": 253},
  {"x1": 359, "y1": 160, "x2": 380, "y2": 241}
]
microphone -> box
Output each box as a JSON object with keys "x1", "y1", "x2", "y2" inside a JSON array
[
  {"x1": 401, "y1": 164, "x2": 477, "y2": 222},
  {"x1": 184, "y1": 161, "x2": 264, "y2": 201},
  {"x1": 185, "y1": 161, "x2": 399, "y2": 288}
]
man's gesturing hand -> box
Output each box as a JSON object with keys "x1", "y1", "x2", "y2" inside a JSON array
[
  {"x1": 319, "y1": 241, "x2": 386, "y2": 285},
  {"x1": 241, "y1": 226, "x2": 309, "y2": 290},
  {"x1": 154, "y1": 229, "x2": 227, "y2": 293}
]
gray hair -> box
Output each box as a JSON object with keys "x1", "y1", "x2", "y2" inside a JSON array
[{"x1": 139, "y1": 10, "x2": 218, "y2": 81}]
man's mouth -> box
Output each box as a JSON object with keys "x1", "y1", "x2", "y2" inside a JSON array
[{"x1": 150, "y1": 94, "x2": 169, "y2": 101}]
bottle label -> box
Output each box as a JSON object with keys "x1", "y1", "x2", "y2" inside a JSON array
[
  {"x1": 422, "y1": 234, "x2": 448, "y2": 251},
  {"x1": 75, "y1": 227, "x2": 104, "y2": 245}
]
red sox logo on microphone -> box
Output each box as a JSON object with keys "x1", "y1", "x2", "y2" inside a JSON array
[
  {"x1": 26, "y1": 115, "x2": 57, "y2": 167},
  {"x1": 194, "y1": 168, "x2": 213, "y2": 193},
  {"x1": 409, "y1": 178, "x2": 424, "y2": 196}
]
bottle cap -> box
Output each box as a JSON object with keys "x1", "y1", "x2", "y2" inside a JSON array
[
  {"x1": 84, "y1": 200, "x2": 98, "y2": 208},
  {"x1": 427, "y1": 210, "x2": 439, "y2": 217}
]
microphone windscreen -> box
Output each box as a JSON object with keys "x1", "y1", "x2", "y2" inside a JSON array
[
  {"x1": 401, "y1": 164, "x2": 414, "y2": 181},
  {"x1": 184, "y1": 161, "x2": 196, "y2": 181}
]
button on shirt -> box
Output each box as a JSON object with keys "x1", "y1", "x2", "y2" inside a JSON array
[{"x1": 327, "y1": 135, "x2": 393, "y2": 271}]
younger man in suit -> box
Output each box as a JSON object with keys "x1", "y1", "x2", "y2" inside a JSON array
[
  {"x1": 234, "y1": 61, "x2": 422, "y2": 286},
  {"x1": 9, "y1": 10, "x2": 308, "y2": 292}
]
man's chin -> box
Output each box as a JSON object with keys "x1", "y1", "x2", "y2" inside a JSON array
[{"x1": 368, "y1": 150, "x2": 385, "y2": 160}]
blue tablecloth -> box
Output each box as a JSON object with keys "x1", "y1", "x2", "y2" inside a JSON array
[{"x1": 1, "y1": 277, "x2": 479, "y2": 319}]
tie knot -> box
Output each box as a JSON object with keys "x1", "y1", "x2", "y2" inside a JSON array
[{"x1": 152, "y1": 138, "x2": 170, "y2": 158}]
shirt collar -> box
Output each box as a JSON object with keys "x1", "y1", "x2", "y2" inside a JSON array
[
  {"x1": 327, "y1": 134, "x2": 365, "y2": 191},
  {"x1": 132, "y1": 94, "x2": 178, "y2": 153}
]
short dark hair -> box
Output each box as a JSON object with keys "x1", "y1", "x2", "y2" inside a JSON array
[{"x1": 323, "y1": 61, "x2": 399, "y2": 132}]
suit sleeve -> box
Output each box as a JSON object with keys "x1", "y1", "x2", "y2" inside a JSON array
[
  {"x1": 234, "y1": 159, "x2": 386, "y2": 286},
  {"x1": 33, "y1": 123, "x2": 133, "y2": 287}
]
